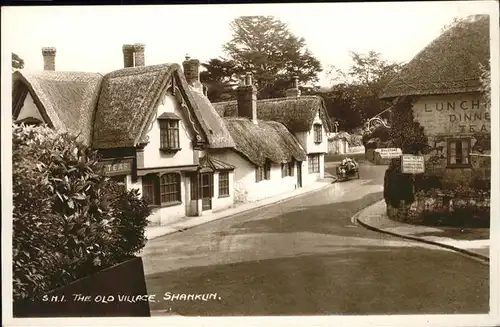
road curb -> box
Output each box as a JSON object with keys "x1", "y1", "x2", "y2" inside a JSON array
[
  {"x1": 353, "y1": 201, "x2": 490, "y2": 266},
  {"x1": 147, "y1": 178, "x2": 336, "y2": 240}
]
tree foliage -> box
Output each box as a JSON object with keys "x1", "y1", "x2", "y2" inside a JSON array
[
  {"x1": 202, "y1": 16, "x2": 322, "y2": 102},
  {"x1": 12, "y1": 123, "x2": 150, "y2": 300},
  {"x1": 388, "y1": 97, "x2": 428, "y2": 154},
  {"x1": 323, "y1": 51, "x2": 404, "y2": 129},
  {"x1": 200, "y1": 58, "x2": 239, "y2": 102},
  {"x1": 12, "y1": 52, "x2": 24, "y2": 70}
]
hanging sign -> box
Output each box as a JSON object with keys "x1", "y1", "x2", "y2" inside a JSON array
[{"x1": 375, "y1": 148, "x2": 402, "y2": 159}]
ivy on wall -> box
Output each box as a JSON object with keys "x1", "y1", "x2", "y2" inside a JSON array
[{"x1": 389, "y1": 96, "x2": 429, "y2": 155}]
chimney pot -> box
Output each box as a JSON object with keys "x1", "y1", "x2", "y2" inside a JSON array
[
  {"x1": 286, "y1": 76, "x2": 301, "y2": 98},
  {"x1": 133, "y1": 43, "x2": 145, "y2": 67},
  {"x1": 182, "y1": 56, "x2": 202, "y2": 92},
  {"x1": 122, "y1": 44, "x2": 134, "y2": 68},
  {"x1": 237, "y1": 72, "x2": 258, "y2": 124},
  {"x1": 245, "y1": 72, "x2": 253, "y2": 86},
  {"x1": 41, "y1": 47, "x2": 56, "y2": 71}
]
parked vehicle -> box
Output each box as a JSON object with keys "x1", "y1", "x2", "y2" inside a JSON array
[{"x1": 336, "y1": 157, "x2": 360, "y2": 181}]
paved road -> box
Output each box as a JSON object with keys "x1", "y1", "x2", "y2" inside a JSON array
[{"x1": 141, "y1": 164, "x2": 489, "y2": 316}]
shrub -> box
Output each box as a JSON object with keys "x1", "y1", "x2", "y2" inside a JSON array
[
  {"x1": 12, "y1": 123, "x2": 150, "y2": 301},
  {"x1": 389, "y1": 97, "x2": 429, "y2": 154}
]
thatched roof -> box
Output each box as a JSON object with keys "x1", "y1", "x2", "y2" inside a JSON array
[
  {"x1": 224, "y1": 117, "x2": 307, "y2": 166},
  {"x1": 381, "y1": 14, "x2": 490, "y2": 99},
  {"x1": 12, "y1": 70, "x2": 103, "y2": 146},
  {"x1": 189, "y1": 87, "x2": 235, "y2": 149},
  {"x1": 213, "y1": 95, "x2": 332, "y2": 133},
  {"x1": 93, "y1": 64, "x2": 210, "y2": 149}
]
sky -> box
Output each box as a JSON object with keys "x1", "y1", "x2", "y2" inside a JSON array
[{"x1": 1, "y1": 1, "x2": 496, "y2": 87}]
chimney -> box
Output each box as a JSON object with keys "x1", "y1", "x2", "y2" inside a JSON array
[
  {"x1": 286, "y1": 76, "x2": 301, "y2": 98},
  {"x1": 42, "y1": 47, "x2": 56, "y2": 71},
  {"x1": 182, "y1": 55, "x2": 203, "y2": 92},
  {"x1": 133, "y1": 43, "x2": 145, "y2": 67},
  {"x1": 236, "y1": 72, "x2": 258, "y2": 124},
  {"x1": 122, "y1": 44, "x2": 134, "y2": 68}
]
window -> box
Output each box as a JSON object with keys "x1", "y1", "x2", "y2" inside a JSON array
[
  {"x1": 160, "y1": 119, "x2": 180, "y2": 150},
  {"x1": 218, "y1": 172, "x2": 230, "y2": 197},
  {"x1": 142, "y1": 174, "x2": 158, "y2": 205},
  {"x1": 256, "y1": 161, "x2": 271, "y2": 182},
  {"x1": 142, "y1": 173, "x2": 181, "y2": 206},
  {"x1": 447, "y1": 139, "x2": 471, "y2": 167},
  {"x1": 160, "y1": 173, "x2": 181, "y2": 204},
  {"x1": 308, "y1": 154, "x2": 320, "y2": 173},
  {"x1": 281, "y1": 162, "x2": 294, "y2": 178},
  {"x1": 314, "y1": 124, "x2": 323, "y2": 143}
]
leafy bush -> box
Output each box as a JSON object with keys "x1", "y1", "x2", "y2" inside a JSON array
[
  {"x1": 389, "y1": 97, "x2": 428, "y2": 154},
  {"x1": 383, "y1": 169, "x2": 414, "y2": 208},
  {"x1": 12, "y1": 123, "x2": 150, "y2": 301}
]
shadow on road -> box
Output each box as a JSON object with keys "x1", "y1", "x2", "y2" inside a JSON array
[
  {"x1": 228, "y1": 192, "x2": 384, "y2": 236},
  {"x1": 146, "y1": 248, "x2": 489, "y2": 316}
]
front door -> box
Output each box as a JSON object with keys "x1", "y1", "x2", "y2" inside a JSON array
[
  {"x1": 296, "y1": 161, "x2": 302, "y2": 188},
  {"x1": 201, "y1": 172, "x2": 213, "y2": 211}
]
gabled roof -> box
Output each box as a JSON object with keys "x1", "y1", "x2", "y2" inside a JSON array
[
  {"x1": 199, "y1": 155, "x2": 235, "y2": 172},
  {"x1": 92, "y1": 64, "x2": 210, "y2": 149},
  {"x1": 213, "y1": 95, "x2": 332, "y2": 133},
  {"x1": 12, "y1": 70, "x2": 103, "y2": 146},
  {"x1": 381, "y1": 14, "x2": 490, "y2": 99},
  {"x1": 188, "y1": 87, "x2": 235, "y2": 149},
  {"x1": 224, "y1": 117, "x2": 307, "y2": 166}
]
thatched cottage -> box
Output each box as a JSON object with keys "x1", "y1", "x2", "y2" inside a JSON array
[
  {"x1": 380, "y1": 14, "x2": 491, "y2": 184},
  {"x1": 212, "y1": 76, "x2": 331, "y2": 202},
  {"x1": 12, "y1": 45, "x2": 238, "y2": 225}
]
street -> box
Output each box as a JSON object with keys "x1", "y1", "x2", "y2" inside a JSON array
[{"x1": 141, "y1": 164, "x2": 489, "y2": 316}]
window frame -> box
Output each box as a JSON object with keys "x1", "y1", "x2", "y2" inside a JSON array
[
  {"x1": 447, "y1": 138, "x2": 472, "y2": 168},
  {"x1": 281, "y1": 161, "x2": 294, "y2": 178},
  {"x1": 313, "y1": 124, "x2": 323, "y2": 143},
  {"x1": 142, "y1": 172, "x2": 182, "y2": 207},
  {"x1": 142, "y1": 174, "x2": 159, "y2": 206},
  {"x1": 218, "y1": 171, "x2": 230, "y2": 198},
  {"x1": 159, "y1": 118, "x2": 181, "y2": 152},
  {"x1": 160, "y1": 173, "x2": 182, "y2": 205},
  {"x1": 256, "y1": 161, "x2": 271, "y2": 182},
  {"x1": 308, "y1": 154, "x2": 320, "y2": 173}
]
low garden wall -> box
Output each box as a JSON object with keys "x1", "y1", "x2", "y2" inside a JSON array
[{"x1": 384, "y1": 156, "x2": 491, "y2": 227}]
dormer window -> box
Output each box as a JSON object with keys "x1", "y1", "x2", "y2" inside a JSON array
[
  {"x1": 158, "y1": 112, "x2": 181, "y2": 152},
  {"x1": 314, "y1": 124, "x2": 322, "y2": 143}
]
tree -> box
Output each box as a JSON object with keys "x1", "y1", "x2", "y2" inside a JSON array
[
  {"x1": 327, "y1": 51, "x2": 404, "y2": 122},
  {"x1": 200, "y1": 58, "x2": 239, "y2": 102},
  {"x1": 312, "y1": 83, "x2": 365, "y2": 131},
  {"x1": 12, "y1": 52, "x2": 24, "y2": 70},
  {"x1": 218, "y1": 16, "x2": 322, "y2": 100}
]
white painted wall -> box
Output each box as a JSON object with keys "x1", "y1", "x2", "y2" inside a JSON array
[
  {"x1": 303, "y1": 153, "x2": 324, "y2": 185},
  {"x1": 18, "y1": 92, "x2": 44, "y2": 121},
  {"x1": 139, "y1": 174, "x2": 188, "y2": 226},
  {"x1": 212, "y1": 171, "x2": 235, "y2": 212},
  {"x1": 142, "y1": 94, "x2": 197, "y2": 169},
  {"x1": 211, "y1": 150, "x2": 299, "y2": 203},
  {"x1": 295, "y1": 110, "x2": 328, "y2": 154}
]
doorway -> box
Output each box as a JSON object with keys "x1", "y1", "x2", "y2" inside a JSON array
[
  {"x1": 200, "y1": 172, "x2": 213, "y2": 211},
  {"x1": 296, "y1": 161, "x2": 302, "y2": 188}
]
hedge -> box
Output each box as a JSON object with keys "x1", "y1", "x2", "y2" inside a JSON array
[{"x1": 12, "y1": 123, "x2": 151, "y2": 301}]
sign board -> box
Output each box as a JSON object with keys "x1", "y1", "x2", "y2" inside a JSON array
[
  {"x1": 375, "y1": 148, "x2": 402, "y2": 159},
  {"x1": 401, "y1": 154, "x2": 425, "y2": 174},
  {"x1": 101, "y1": 158, "x2": 133, "y2": 176}
]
